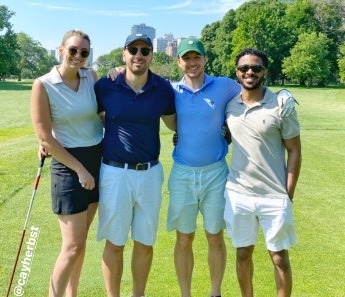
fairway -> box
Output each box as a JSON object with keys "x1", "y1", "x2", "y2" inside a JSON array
[{"x1": 1, "y1": 81, "x2": 345, "y2": 296}]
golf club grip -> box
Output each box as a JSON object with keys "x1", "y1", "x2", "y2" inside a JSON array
[{"x1": 34, "y1": 155, "x2": 46, "y2": 190}]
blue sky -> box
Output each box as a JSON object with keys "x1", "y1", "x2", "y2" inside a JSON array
[{"x1": 2, "y1": 0, "x2": 247, "y2": 61}]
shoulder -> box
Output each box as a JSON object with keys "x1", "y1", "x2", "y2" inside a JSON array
[
  {"x1": 151, "y1": 72, "x2": 174, "y2": 92},
  {"x1": 95, "y1": 76, "x2": 110, "y2": 87},
  {"x1": 264, "y1": 88, "x2": 278, "y2": 102},
  {"x1": 32, "y1": 77, "x2": 45, "y2": 92},
  {"x1": 79, "y1": 68, "x2": 97, "y2": 80}
]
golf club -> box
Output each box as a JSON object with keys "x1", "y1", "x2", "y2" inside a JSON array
[{"x1": 6, "y1": 155, "x2": 46, "y2": 297}]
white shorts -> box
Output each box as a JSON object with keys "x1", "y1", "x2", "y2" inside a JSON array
[
  {"x1": 97, "y1": 162, "x2": 164, "y2": 246},
  {"x1": 224, "y1": 190, "x2": 296, "y2": 252}
]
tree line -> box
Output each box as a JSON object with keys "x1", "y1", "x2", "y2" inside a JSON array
[{"x1": 1, "y1": 0, "x2": 345, "y2": 87}]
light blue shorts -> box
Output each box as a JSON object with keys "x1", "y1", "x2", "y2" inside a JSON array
[
  {"x1": 97, "y1": 162, "x2": 164, "y2": 246},
  {"x1": 167, "y1": 160, "x2": 228, "y2": 234},
  {"x1": 224, "y1": 190, "x2": 296, "y2": 251}
]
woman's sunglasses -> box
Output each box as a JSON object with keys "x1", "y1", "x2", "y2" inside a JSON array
[
  {"x1": 65, "y1": 47, "x2": 90, "y2": 58},
  {"x1": 237, "y1": 64, "x2": 266, "y2": 73},
  {"x1": 126, "y1": 47, "x2": 152, "y2": 57}
]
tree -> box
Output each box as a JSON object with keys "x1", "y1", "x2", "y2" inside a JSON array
[
  {"x1": 0, "y1": 6, "x2": 18, "y2": 80},
  {"x1": 170, "y1": 60, "x2": 181, "y2": 82},
  {"x1": 282, "y1": 32, "x2": 331, "y2": 87},
  {"x1": 150, "y1": 52, "x2": 175, "y2": 79},
  {"x1": 311, "y1": 0, "x2": 345, "y2": 81},
  {"x1": 16, "y1": 32, "x2": 57, "y2": 80},
  {"x1": 95, "y1": 48, "x2": 123, "y2": 78},
  {"x1": 230, "y1": 0, "x2": 292, "y2": 84},
  {"x1": 152, "y1": 51, "x2": 173, "y2": 65},
  {"x1": 212, "y1": 9, "x2": 237, "y2": 77},
  {"x1": 338, "y1": 44, "x2": 345, "y2": 83},
  {"x1": 200, "y1": 21, "x2": 221, "y2": 76}
]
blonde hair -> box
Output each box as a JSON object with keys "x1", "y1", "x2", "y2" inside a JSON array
[{"x1": 61, "y1": 29, "x2": 91, "y2": 47}]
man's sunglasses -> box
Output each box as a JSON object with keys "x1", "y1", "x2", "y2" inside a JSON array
[
  {"x1": 65, "y1": 47, "x2": 90, "y2": 58},
  {"x1": 126, "y1": 47, "x2": 152, "y2": 56},
  {"x1": 237, "y1": 64, "x2": 266, "y2": 73}
]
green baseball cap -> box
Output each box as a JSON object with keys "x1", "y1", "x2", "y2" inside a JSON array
[{"x1": 177, "y1": 38, "x2": 205, "y2": 57}]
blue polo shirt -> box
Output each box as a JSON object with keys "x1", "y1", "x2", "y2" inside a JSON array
[
  {"x1": 173, "y1": 74, "x2": 240, "y2": 167},
  {"x1": 95, "y1": 70, "x2": 175, "y2": 163}
]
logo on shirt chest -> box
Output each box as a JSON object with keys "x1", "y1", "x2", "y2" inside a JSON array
[{"x1": 204, "y1": 98, "x2": 215, "y2": 109}]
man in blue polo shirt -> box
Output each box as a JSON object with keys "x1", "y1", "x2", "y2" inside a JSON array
[
  {"x1": 167, "y1": 38, "x2": 239, "y2": 297},
  {"x1": 94, "y1": 33, "x2": 176, "y2": 297}
]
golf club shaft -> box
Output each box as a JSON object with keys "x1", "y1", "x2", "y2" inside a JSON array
[{"x1": 6, "y1": 156, "x2": 45, "y2": 297}]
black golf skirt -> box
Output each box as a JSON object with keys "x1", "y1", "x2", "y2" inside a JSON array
[{"x1": 50, "y1": 142, "x2": 102, "y2": 215}]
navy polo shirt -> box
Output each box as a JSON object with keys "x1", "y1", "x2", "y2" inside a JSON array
[{"x1": 94, "y1": 70, "x2": 175, "y2": 163}]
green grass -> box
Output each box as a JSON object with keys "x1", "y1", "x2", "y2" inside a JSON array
[{"x1": 0, "y1": 81, "x2": 345, "y2": 296}]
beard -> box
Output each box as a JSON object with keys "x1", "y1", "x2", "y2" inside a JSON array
[{"x1": 240, "y1": 75, "x2": 265, "y2": 90}]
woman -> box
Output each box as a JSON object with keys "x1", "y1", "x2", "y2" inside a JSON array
[{"x1": 30, "y1": 29, "x2": 103, "y2": 297}]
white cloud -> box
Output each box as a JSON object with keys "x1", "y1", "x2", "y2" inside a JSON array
[
  {"x1": 27, "y1": 1, "x2": 245, "y2": 17},
  {"x1": 153, "y1": 0, "x2": 244, "y2": 15}
]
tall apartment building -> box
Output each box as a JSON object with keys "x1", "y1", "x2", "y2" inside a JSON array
[
  {"x1": 131, "y1": 23, "x2": 156, "y2": 43},
  {"x1": 153, "y1": 33, "x2": 175, "y2": 53},
  {"x1": 165, "y1": 41, "x2": 177, "y2": 58}
]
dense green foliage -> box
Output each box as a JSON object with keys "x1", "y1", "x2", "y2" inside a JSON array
[
  {"x1": 16, "y1": 32, "x2": 58, "y2": 80},
  {"x1": 200, "y1": 0, "x2": 345, "y2": 85},
  {"x1": 1, "y1": 0, "x2": 345, "y2": 85},
  {"x1": 0, "y1": 6, "x2": 18, "y2": 80},
  {"x1": 283, "y1": 32, "x2": 331, "y2": 86}
]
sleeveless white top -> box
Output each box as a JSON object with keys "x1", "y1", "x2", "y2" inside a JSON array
[{"x1": 39, "y1": 66, "x2": 103, "y2": 148}]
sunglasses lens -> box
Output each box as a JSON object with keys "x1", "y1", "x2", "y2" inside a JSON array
[
  {"x1": 252, "y1": 65, "x2": 264, "y2": 73},
  {"x1": 127, "y1": 47, "x2": 151, "y2": 56},
  {"x1": 68, "y1": 48, "x2": 78, "y2": 56},
  {"x1": 81, "y1": 50, "x2": 89, "y2": 58},
  {"x1": 237, "y1": 65, "x2": 265, "y2": 73},
  {"x1": 237, "y1": 65, "x2": 249, "y2": 73},
  {"x1": 141, "y1": 48, "x2": 151, "y2": 56},
  {"x1": 128, "y1": 47, "x2": 139, "y2": 55},
  {"x1": 67, "y1": 47, "x2": 89, "y2": 58}
]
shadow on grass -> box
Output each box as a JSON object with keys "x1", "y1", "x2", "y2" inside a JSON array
[
  {"x1": 0, "y1": 81, "x2": 33, "y2": 91},
  {"x1": 0, "y1": 184, "x2": 27, "y2": 207}
]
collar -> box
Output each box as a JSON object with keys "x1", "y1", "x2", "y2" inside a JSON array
[
  {"x1": 237, "y1": 87, "x2": 273, "y2": 105},
  {"x1": 176, "y1": 73, "x2": 214, "y2": 93},
  {"x1": 50, "y1": 66, "x2": 88, "y2": 84},
  {"x1": 114, "y1": 69, "x2": 158, "y2": 91}
]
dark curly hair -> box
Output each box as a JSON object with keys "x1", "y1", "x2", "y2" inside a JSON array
[{"x1": 235, "y1": 48, "x2": 268, "y2": 68}]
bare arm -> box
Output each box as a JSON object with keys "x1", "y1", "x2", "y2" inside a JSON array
[
  {"x1": 284, "y1": 135, "x2": 302, "y2": 200},
  {"x1": 161, "y1": 113, "x2": 177, "y2": 132},
  {"x1": 30, "y1": 79, "x2": 95, "y2": 190}
]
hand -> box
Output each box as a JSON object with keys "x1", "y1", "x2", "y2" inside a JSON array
[
  {"x1": 77, "y1": 168, "x2": 95, "y2": 191},
  {"x1": 107, "y1": 67, "x2": 124, "y2": 81},
  {"x1": 172, "y1": 132, "x2": 178, "y2": 146},
  {"x1": 222, "y1": 124, "x2": 232, "y2": 145},
  {"x1": 276, "y1": 89, "x2": 299, "y2": 118},
  {"x1": 38, "y1": 145, "x2": 51, "y2": 160}
]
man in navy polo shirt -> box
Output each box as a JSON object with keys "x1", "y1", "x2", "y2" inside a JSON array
[{"x1": 94, "y1": 33, "x2": 176, "y2": 297}]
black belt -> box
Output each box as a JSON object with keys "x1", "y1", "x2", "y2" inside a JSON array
[{"x1": 102, "y1": 157, "x2": 159, "y2": 171}]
